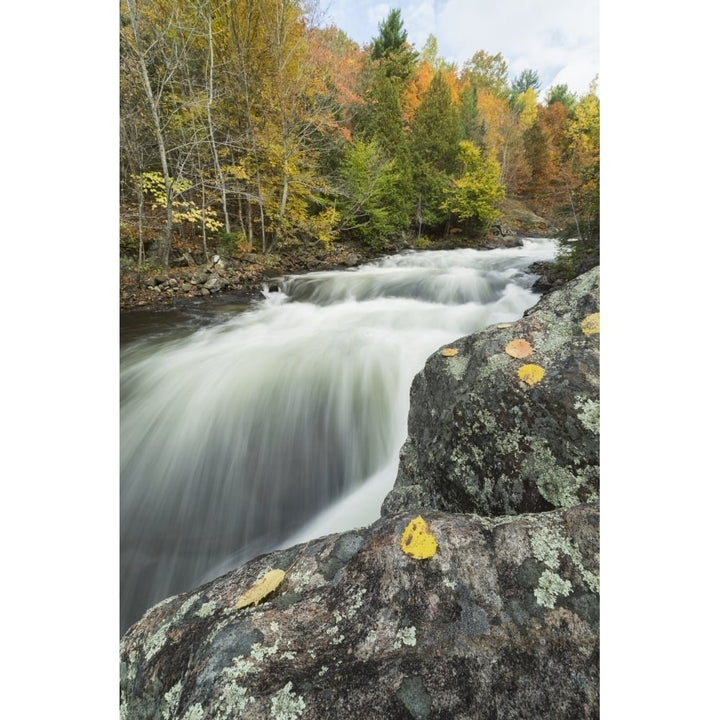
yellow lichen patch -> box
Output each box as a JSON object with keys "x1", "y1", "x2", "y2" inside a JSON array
[
  {"x1": 234, "y1": 568, "x2": 286, "y2": 609},
  {"x1": 441, "y1": 348, "x2": 458, "y2": 357},
  {"x1": 580, "y1": 312, "x2": 600, "y2": 335},
  {"x1": 518, "y1": 364, "x2": 545, "y2": 386},
  {"x1": 400, "y1": 516, "x2": 438, "y2": 560},
  {"x1": 505, "y1": 338, "x2": 533, "y2": 359}
]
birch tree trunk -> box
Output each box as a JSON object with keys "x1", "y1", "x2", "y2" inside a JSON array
[
  {"x1": 203, "y1": 3, "x2": 231, "y2": 234},
  {"x1": 123, "y1": 0, "x2": 175, "y2": 268}
]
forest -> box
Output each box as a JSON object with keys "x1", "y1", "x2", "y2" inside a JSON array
[{"x1": 119, "y1": 0, "x2": 599, "y2": 273}]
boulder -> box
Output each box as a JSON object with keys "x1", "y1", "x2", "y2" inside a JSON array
[
  {"x1": 120, "y1": 503, "x2": 599, "y2": 720},
  {"x1": 204, "y1": 275, "x2": 224, "y2": 292},
  {"x1": 382, "y1": 266, "x2": 599, "y2": 519}
]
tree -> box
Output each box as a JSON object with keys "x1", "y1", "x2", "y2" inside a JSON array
[
  {"x1": 120, "y1": 0, "x2": 182, "y2": 267},
  {"x1": 408, "y1": 71, "x2": 461, "y2": 233},
  {"x1": 353, "y1": 66, "x2": 413, "y2": 235},
  {"x1": 545, "y1": 84, "x2": 577, "y2": 114},
  {"x1": 369, "y1": 8, "x2": 418, "y2": 80},
  {"x1": 501, "y1": 87, "x2": 538, "y2": 193},
  {"x1": 352, "y1": 9, "x2": 419, "y2": 238},
  {"x1": 565, "y1": 79, "x2": 599, "y2": 244},
  {"x1": 511, "y1": 68, "x2": 541, "y2": 95},
  {"x1": 336, "y1": 139, "x2": 405, "y2": 249},
  {"x1": 523, "y1": 101, "x2": 570, "y2": 217},
  {"x1": 461, "y1": 50, "x2": 510, "y2": 98},
  {"x1": 214, "y1": 0, "x2": 337, "y2": 251},
  {"x1": 443, "y1": 140, "x2": 504, "y2": 235}
]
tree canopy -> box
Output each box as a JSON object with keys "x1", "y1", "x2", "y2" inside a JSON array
[{"x1": 120, "y1": 3, "x2": 599, "y2": 265}]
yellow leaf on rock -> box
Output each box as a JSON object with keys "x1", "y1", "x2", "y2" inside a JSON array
[
  {"x1": 581, "y1": 312, "x2": 600, "y2": 335},
  {"x1": 518, "y1": 364, "x2": 545, "y2": 386},
  {"x1": 401, "y1": 516, "x2": 438, "y2": 560},
  {"x1": 233, "y1": 569, "x2": 286, "y2": 609},
  {"x1": 505, "y1": 339, "x2": 533, "y2": 359},
  {"x1": 441, "y1": 348, "x2": 458, "y2": 357}
]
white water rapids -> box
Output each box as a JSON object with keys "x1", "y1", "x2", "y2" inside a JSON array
[{"x1": 120, "y1": 238, "x2": 558, "y2": 632}]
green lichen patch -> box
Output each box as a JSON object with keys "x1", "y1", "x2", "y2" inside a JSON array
[
  {"x1": 534, "y1": 569, "x2": 572, "y2": 608},
  {"x1": 271, "y1": 682, "x2": 306, "y2": 720},
  {"x1": 217, "y1": 684, "x2": 254, "y2": 717},
  {"x1": 393, "y1": 626, "x2": 417, "y2": 648},
  {"x1": 529, "y1": 522, "x2": 599, "y2": 609},
  {"x1": 443, "y1": 352, "x2": 470, "y2": 381},
  {"x1": 196, "y1": 601, "x2": 216, "y2": 618},
  {"x1": 144, "y1": 622, "x2": 170, "y2": 661},
  {"x1": 161, "y1": 681, "x2": 182, "y2": 720},
  {"x1": 574, "y1": 397, "x2": 599, "y2": 434},
  {"x1": 181, "y1": 703, "x2": 205, "y2": 720}
]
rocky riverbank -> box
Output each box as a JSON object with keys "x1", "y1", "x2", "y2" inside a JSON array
[
  {"x1": 119, "y1": 203, "x2": 543, "y2": 312},
  {"x1": 119, "y1": 242, "x2": 371, "y2": 312}
]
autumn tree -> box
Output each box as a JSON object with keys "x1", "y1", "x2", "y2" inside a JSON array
[
  {"x1": 120, "y1": 0, "x2": 184, "y2": 267},
  {"x1": 461, "y1": 50, "x2": 510, "y2": 98},
  {"x1": 523, "y1": 101, "x2": 570, "y2": 217},
  {"x1": 501, "y1": 86, "x2": 538, "y2": 194},
  {"x1": 443, "y1": 140, "x2": 504, "y2": 235},
  {"x1": 565, "y1": 79, "x2": 600, "y2": 244},
  {"x1": 213, "y1": 0, "x2": 338, "y2": 251}
]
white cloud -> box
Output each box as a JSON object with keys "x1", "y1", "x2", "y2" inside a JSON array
[{"x1": 321, "y1": 0, "x2": 599, "y2": 96}]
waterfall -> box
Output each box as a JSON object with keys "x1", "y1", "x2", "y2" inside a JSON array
[{"x1": 120, "y1": 238, "x2": 557, "y2": 632}]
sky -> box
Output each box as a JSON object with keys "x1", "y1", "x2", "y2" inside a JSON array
[{"x1": 318, "y1": 0, "x2": 599, "y2": 98}]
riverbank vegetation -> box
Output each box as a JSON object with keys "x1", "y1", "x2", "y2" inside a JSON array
[{"x1": 120, "y1": 0, "x2": 599, "y2": 280}]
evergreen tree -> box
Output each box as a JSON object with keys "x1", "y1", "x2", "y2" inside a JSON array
[
  {"x1": 511, "y1": 68, "x2": 541, "y2": 95},
  {"x1": 409, "y1": 72, "x2": 461, "y2": 233},
  {"x1": 544, "y1": 84, "x2": 578, "y2": 114}
]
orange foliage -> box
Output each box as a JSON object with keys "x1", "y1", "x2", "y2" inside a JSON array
[
  {"x1": 307, "y1": 25, "x2": 364, "y2": 135},
  {"x1": 402, "y1": 60, "x2": 434, "y2": 124},
  {"x1": 403, "y1": 62, "x2": 462, "y2": 125}
]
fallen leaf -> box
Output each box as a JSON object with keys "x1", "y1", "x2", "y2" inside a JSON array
[
  {"x1": 580, "y1": 312, "x2": 600, "y2": 335},
  {"x1": 441, "y1": 348, "x2": 458, "y2": 357},
  {"x1": 518, "y1": 364, "x2": 545, "y2": 386},
  {"x1": 505, "y1": 339, "x2": 533, "y2": 358},
  {"x1": 234, "y1": 568, "x2": 286, "y2": 609},
  {"x1": 401, "y1": 516, "x2": 438, "y2": 560}
]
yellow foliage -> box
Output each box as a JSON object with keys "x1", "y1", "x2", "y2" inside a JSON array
[
  {"x1": 441, "y1": 348, "x2": 458, "y2": 357},
  {"x1": 505, "y1": 339, "x2": 533, "y2": 358},
  {"x1": 475, "y1": 90, "x2": 510, "y2": 161},
  {"x1": 233, "y1": 568, "x2": 286, "y2": 609},
  {"x1": 518, "y1": 364, "x2": 545, "y2": 386},
  {"x1": 400, "y1": 516, "x2": 438, "y2": 560},
  {"x1": 580, "y1": 312, "x2": 600, "y2": 335}
]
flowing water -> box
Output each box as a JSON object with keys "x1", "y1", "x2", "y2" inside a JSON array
[{"x1": 120, "y1": 238, "x2": 558, "y2": 633}]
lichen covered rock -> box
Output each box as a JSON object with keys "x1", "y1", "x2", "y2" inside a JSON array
[
  {"x1": 121, "y1": 504, "x2": 598, "y2": 720},
  {"x1": 382, "y1": 266, "x2": 599, "y2": 518}
]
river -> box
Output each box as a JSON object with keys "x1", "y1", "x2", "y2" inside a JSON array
[{"x1": 120, "y1": 238, "x2": 558, "y2": 633}]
